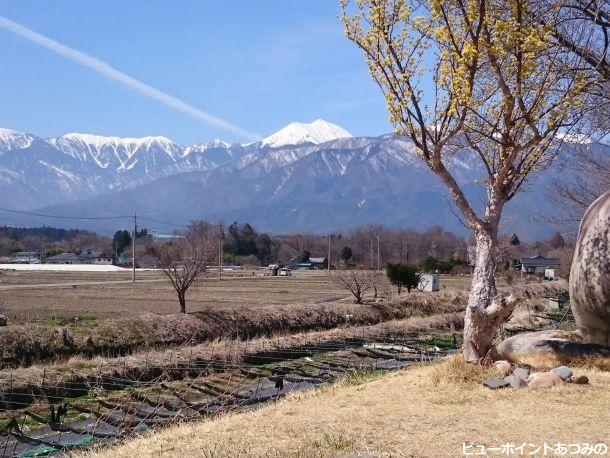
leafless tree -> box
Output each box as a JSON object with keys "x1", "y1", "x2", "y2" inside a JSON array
[
  {"x1": 541, "y1": 0, "x2": 610, "y2": 81},
  {"x1": 330, "y1": 269, "x2": 377, "y2": 304},
  {"x1": 549, "y1": 147, "x2": 610, "y2": 223},
  {"x1": 152, "y1": 233, "x2": 213, "y2": 313}
]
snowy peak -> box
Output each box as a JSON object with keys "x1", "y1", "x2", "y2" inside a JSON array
[
  {"x1": 262, "y1": 119, "x2": 352, "y2": 148},
  {"x1": 50, "y1": 133, "x2": 181, "y2": 166},
  {"x1": 56, "y1": 133, "x2": 178, "y2": 154},
  {"x1": 0, "y1": 128, "x2": 36, "y2": 152}
]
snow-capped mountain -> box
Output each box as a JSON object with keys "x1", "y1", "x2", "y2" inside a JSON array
[
  {"x1": 0, "y1": 122, "x2": 602, "y2": 239},
  {"x1": 261, "y1": 119, "x2": 352, "y2": 148},
  {"x1": 0, "y1": 128, "x2": 36, "y2": 153}
]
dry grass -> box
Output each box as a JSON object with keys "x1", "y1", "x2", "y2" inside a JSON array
[
  {"x1": 0, "y1": 313, "x2": 465, "y2": 407},
  {"x1": 0, "y1": 270, "x2": 346, "y2": 324},
  {"x1": 428, "y1": 355, "x2": 496, "y2": 386},
  {"x1": 510, "y1": 352, "x2": 610, "y2": 372},
  {"x1": 87, "y1": 357, "x2": 610, "y2": 458}
]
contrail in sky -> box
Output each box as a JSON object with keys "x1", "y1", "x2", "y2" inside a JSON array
[{"x1": 0, "y1": 15, "x2": 261, "y2": 141}]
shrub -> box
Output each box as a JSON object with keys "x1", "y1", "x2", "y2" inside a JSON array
[{"x1": 386, "y1": 262, "x2": 420, "y2": 294}]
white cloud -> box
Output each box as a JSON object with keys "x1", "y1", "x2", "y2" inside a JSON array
[{"x1": 0, "y1": 15, "x2": 261, "y2": 141}]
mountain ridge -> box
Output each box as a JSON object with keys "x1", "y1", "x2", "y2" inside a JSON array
[{"x1": 0, "y1": 123, "x2": 603, "y2": 240}]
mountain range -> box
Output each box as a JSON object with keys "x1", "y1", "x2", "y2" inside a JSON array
[{"x1": 0, "y1": 119, "x2": 603, "y2": 240}]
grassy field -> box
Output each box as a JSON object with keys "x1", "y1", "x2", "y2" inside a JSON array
[
  {"x1": 0, "y1": 270, "x2": 349, "y2": 324},
  {"x1": 88, "y1": 356, "x2": 610, "y2": 458},
  {"x1": 0, "y1": 268, "x2": 533, "y2": 325}
]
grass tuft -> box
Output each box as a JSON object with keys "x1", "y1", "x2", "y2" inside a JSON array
[
  {"x1": 340, "y1": 367, "x2": 381, "y2": 386},
  {"x1": 428, "y1": 355, "x2": 495, "y2": 387}
]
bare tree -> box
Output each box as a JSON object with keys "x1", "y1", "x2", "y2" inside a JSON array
[
  {"x1": 550, "y1": 147, "x2": 610, "y2": 223},
  {"x1": 342, "y1": 0, "x2": 594, "y2": 361},
  {"x1": 541, "y1": 0, "x2": 610, "y2": 81},
  {"x1": 330, "y1": 269, "x2": 377, "y2": 303},
  {"x1": 152, "y1": 234, "x2": 213, "y2": 313}
]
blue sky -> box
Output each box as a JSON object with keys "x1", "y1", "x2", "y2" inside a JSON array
[{"x1": 0, "y1": 1, "x2": 392, "y2": 144}]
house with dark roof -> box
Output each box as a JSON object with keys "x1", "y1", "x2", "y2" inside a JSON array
[
  {"x1": 45, "y1": 250, "x2": 111, "y2": 265},
  {"x1": 45, "y1": 252, "x2": 87, "y2": 264},
  {"x1": 79, "y1": 250, "x2": 112, "y2": 264},
  {"x1": 518, "y1": 255, "x2": 560, "y2": 275}
]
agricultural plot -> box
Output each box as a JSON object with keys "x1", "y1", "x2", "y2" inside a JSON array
[
  {"x1": 0, "y1": 270, "x2": 348, "y2": 325},
  {"x1": 0, "y1": 269, "x2": 520, "y2": 325},
  {"x1": 0, "y1": 331, "x2": 459, "y2": 457},
  {"x1": 0, "y1": 267, "x2": 570, "y2": 456}
]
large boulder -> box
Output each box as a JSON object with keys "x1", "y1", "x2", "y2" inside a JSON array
[
  {"x1": 497, "y1": 330, "x2": 610, "y2": 365},
  {"x1": 570, "y1": 191, "x2": 610, "y2": 346}
]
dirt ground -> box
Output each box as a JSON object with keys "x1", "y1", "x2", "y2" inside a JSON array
[
  {"x1": 0, "y1": 269, "x2": 479, "y2": 325},
  {"x1": 88, "y1": 357, "x2": 610, "y2": 458}
]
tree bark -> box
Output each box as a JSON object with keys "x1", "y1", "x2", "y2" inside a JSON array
[
  {"x1": 462, "y1": 229, "x2": 519, "y2": 362},
  {"x1": 178, "y1": 290, "x2": 186, "y2": 313}
]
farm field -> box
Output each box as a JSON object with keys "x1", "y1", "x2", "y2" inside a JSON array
[
  {"x1": 0, "y1": 268, "x2": 572, "y2": 456},
  {"x1": 0, "y1": 268, "x2": 484, "y2": 325},
  {"x1": 0, "y1": 269, "x2": 347, "y2": 324}
]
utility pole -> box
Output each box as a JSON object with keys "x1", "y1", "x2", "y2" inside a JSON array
[
  {"x1": 218, "y1": 221, "x2": 223, "y2": 279},
  {"x1": 377, "y1": 235, "x2": 380, "y2": 272},
  {"x1": 132, "y1": 212, "x2": 137, "y2": 283},
  {"x1": 40, "y1": 237, "x2": 44, "y2": 264},
  {"x1": 327, "y1": 234, "x2": 331, "y2": 276},
  {"x1": 369, "y1": 235, "x2": 374, "y2": 270}
]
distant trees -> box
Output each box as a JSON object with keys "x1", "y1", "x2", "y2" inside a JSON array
[
  {"x1": 386, "y1": 262, "x2": 420, "y2": 294},
  {"x1": 112, "y1": 230, "x2": 132, "y2": 255},
  {"x1": 340, "y1": 246, "x2": 353, "y2": 264},
  {"x1": 295, "y1": 250, "x2": 311, "y2": 263},
  {"x1": 222, "y1": 222, "x2": 279, "y2": 265},
  {"x1": 151, "y1": 231, "x2": 214, "y2": 313},
  {"x1": 419, "y1": 256, "x2": 468, "y2": 274},
  {"x1": 330, "y1": 269, "x2": 377, "y2": 304}
]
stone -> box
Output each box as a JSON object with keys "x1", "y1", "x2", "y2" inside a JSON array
[
  {"x1": 497, "y1": 330, "x2": 610, "y2": 365},
  {"x1": 493, "y1": 360, "x2": 513, "y2": 377},
  {"x1": 552, "y1": 366, "x2": 573, "y2": 380},
  {"x1": 527, "y1": 371, "x2": 563, "y2": 388},
  {"x1": 512, "y1": 367, "x2": 530, "y2": 381},
  {"x1": 483, "y1": 378, "x2": 511, "y2": 389},
  {"x1": 526, "y1": 371, "x2": 544, "y2": 382},
  {"x1": 0, "y1": 314, "x2": 7, "y2": 326},
  {"x1": 570, "y1": 191, "x2": 610, "y2": 346},
  {"x1": 504, "y1": 374, "x2": 527, "y2": 389},
  {"x1": 571, "y1": 375, "x2": 589, "y2": 385}
]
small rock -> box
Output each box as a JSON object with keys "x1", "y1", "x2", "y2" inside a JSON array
[
  {"x1": 0, "y1": 314, "x2": 7, "y2": 326},
  {"x1": 483, "y1": 378, "x2": 511, "y2": 389},
  {"x1": 528, "y1": 371, "x2": 563, "y2": 388},
  {"x1": 526, "y1": 371, "x2": 543, "y2": 382},
  {"x1": 552, "y1": 366, "x2": 573, "y2": 380},
  {"x1": 505, "y1": 374, "x2": 527, "y2": 389},
  {"x1": 512, "y1": 367, "x2": 530, "y2": 381},
  {"x1": 570, "y1": 375, "x2": 589, "y2": 385},
  {"x1": 493, "y1": 360, "x2": 512, "y2": 377}
]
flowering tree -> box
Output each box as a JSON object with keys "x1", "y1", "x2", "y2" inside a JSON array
[{"x1": 341, "y1": 0, "x2": 595, "y2": 361}]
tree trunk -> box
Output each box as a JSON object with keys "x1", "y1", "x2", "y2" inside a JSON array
[
  {"x1": 462, "y1": 230, "x2": 519, "y2": 362},
  {"x1": 397, "y1": 285, "x2": 402, "y2": 295},
  {"x1": 178, "y1": 290, "x2": 186, "y2": 313}
]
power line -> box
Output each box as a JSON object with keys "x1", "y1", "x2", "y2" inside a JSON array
[
  {"x1": 137, "y1": 216, "x2": 191, "y2": 228},
  {"x1": 0, "y1": 207, "x2": 194, "y2": 229},
  {"x1": 0, "y1": 207, "x2": 132, "y2": 221}
]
